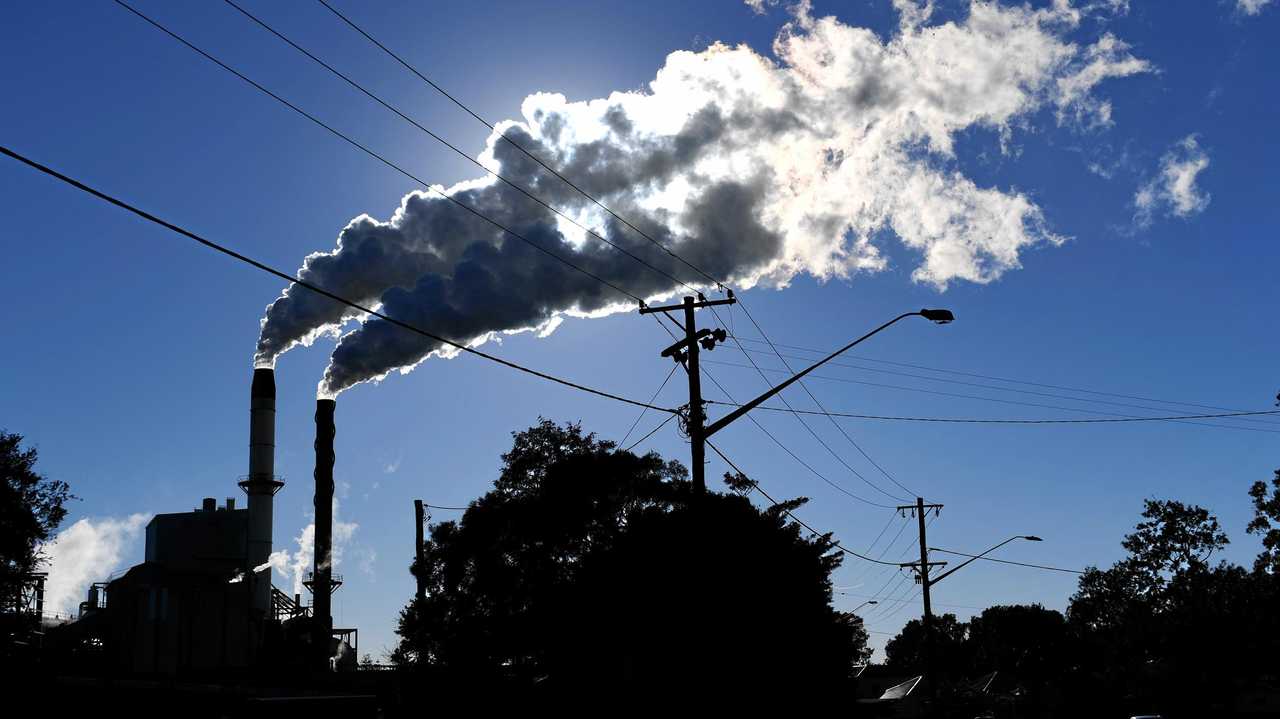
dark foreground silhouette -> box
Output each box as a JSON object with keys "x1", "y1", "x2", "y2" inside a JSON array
[{"x1": 393, "y1": 419, "x2": 869, "y2": 690}]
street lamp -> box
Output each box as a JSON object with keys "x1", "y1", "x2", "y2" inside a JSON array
[
  {"x1": 926, "y1": 535, "x2": 1042, "y2": 586},
  {"x1": 907, "y1": 534, "x2": 1044, "y2": 710},
  {"x1": 852, "y1": 600, "x2": 879, "y2": 613},
  {"x1": 703, "y1": 309, "x2": 955, "y2": 439}
]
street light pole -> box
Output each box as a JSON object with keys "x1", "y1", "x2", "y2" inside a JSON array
[
  {"x1": 852, "y1": 599, "x2": 879, "y2": 613},
  {"x1": 903, "y1": 533, "x2": 1044, "y2": 711},
  {"x1": 638, "y1": 303, "x2": 952, "y2": 495}
]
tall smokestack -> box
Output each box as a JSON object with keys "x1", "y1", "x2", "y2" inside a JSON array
[
  {"x1": 312, "y1": 398, "x2": 336, "y2": 669},
  {"x1": 242, "y1": 368, "x2": 282, "y2": 616}
]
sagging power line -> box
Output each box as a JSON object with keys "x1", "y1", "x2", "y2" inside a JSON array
[
  {"x1": 702, "y1": 361, "x2": 1280, "y2": 434},
  {"x1": 113, "y1": 0, "x2": 647, "y2": 305},
  {"x1": 312, "y1": 0, "x2": 919, "y2": 507},
  {"x1": 703, "y1": 399, "x2": 1280, "y2": 426},
  {"x1": 0, "y1": 145, "x2": 674, "y2": 414},
  {"x1": 727, "y1": 334, "x2": 1280, "y2": 426}
]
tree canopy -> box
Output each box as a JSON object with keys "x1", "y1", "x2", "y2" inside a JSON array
[
  {"x1": 393, "y1": 419, "x2": 869, "y2": 688},
  {"x1": 1247, "y1": 468, "x2": 1280, "y2": 574},
  {"x1": 1, "y1": 431, "x2": 73, "y2": 603},
  {"x1": 1066, "y1": 494, "x2": 1280, "y2": 714}
]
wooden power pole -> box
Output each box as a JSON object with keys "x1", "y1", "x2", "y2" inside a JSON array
[
  {"x1": 638, "y1": 294, "x2": 735, "y2": 493},
  {"x1": 413, "y1": 499, "x2": 425, "y2": 601},
  {"x1": 899, "y1": 497, "x2": 945, "y2": 711}
]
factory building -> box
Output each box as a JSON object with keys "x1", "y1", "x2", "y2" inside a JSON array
[
  {"x1": 55, "y1": 368, "x2": 352, "y2": 675},
  {"x1": 103, "y1": 498, "x2": 256, "y2": 673}
]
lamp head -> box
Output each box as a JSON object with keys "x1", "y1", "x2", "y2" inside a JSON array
[
  {"x1": 1022, "y1": 535, "x2": 1043, "y2": 542},
  {"x1": 920, "y1": 308, "x2": 955, "y2": 324}
]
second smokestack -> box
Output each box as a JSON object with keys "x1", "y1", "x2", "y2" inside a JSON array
[{"x1": 312, "y1": 398, "x2": 336, "y2": 668}]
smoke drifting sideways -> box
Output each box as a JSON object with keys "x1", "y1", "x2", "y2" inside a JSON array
[{"x1": 254, "y1": 0, "x2": 1149, "y2": 398}]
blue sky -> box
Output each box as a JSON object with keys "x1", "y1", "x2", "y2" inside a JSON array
[{"x1": 2, "y1": 0, "x2": 1276, "y2": 660}]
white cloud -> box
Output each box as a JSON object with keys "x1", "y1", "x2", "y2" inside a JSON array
[
  {"x1": 1133, "y1": 135, "x2": 1211, "y2": 228},
  {"x1": 744, "y1": 0, "x2": 780, "y2": 15},
  {"x1": 1056, "y1": 34, "x2": 1152, "y2": 128},
  {"x1": 40, "y1": 514, "x2": 150, "y2": 615},
  {"x1": 1238, "y1": 0, "x2": 1273, "y2": 16}
]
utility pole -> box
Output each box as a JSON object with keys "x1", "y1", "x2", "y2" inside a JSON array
[
  {"x1": 638, "y1": 293, "x2": 735, "y2": 493},
  {"x1": 899, "y1": 497, "x2": 945, "y2": 711},
  {"x1": 413, "y1": 499, "x2": 426, "y2": 602}
]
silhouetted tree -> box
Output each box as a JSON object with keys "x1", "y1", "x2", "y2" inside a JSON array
[
  {"x1": 1, "y1": 432, "x2": 73, "y2": 606},
  {"x1": 884, "y1": 612, "x2": 968, "y2": 676},
  {"x1": 1247, "y1": 468, "x2": 1280, "y2": 574},
  {"x1": 966, "y1": 604, "x2": 1068, "y2": 681},
  {"x1": 393, "y1": 419, "x2": 868, "y2": 688},
  {"x1": 1066, "y1": 496, "x2": 1278, "y2": 714}
]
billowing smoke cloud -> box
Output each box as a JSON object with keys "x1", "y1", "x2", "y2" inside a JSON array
[
  {"x1": 254, "y1": 0, "x2": 1150, "y2": 397},
  {"x1": 40, "y1": 514, "x2": 150, "y2": 615},
  {"x1": 270, "y1": 500, "x2": 358, "y2": 597},
  {"x1": 1133, "y1": 135, "x2": 1211, "y2": 228}
]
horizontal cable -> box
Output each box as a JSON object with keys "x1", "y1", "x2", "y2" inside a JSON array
[
  {"x1": 655, "y1": 318, "x2": 898, "y2": 509},
  {"x1": 704, "y1": 399, "x2": 1280, "y2": 426},
  {"x1": 726, "y1": 343, "x2": 1280, "y2": 429},
  {"x1": 705, "y1": 439, "x2": 901, "y2": 565},
  {"x1": 223, "y1": 0, "x2": 697, "y2": 296},
  {"x1": 0, "y1": 145, "x2": 674, "y2": 414},
  {"x1": 727, "y1": 334, "x2": 1278, "y2": 423},
  {"x1": 314, "y1": 0, "x2": 726, "y2": 290},
  {"x1": 113, "y1": 0, "x2": 642, "y2": 304},
  {"x1": 930, "y1": 547, "x2": 1083, "y2": 574}
]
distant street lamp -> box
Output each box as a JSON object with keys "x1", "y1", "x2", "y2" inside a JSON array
[
  {"x1": 852, "y1": 600, "x2": 879, "y2": 613},
  {"x1": 905, "y1": 534, "x2": 1044, "y2": 711}
]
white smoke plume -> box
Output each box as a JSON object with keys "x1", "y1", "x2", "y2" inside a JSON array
[
  {"x1": 40, "y1": 513, "x2": 150, "y2": 616},
  {"x1": 253, "y1": 0, "x2": 1150, "y2": 397},
  {"x1": 270, "y1": 500, "x2": 358, "y2": 597}
]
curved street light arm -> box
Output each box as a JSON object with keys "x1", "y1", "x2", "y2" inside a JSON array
[
  {"x1": 928, "y1": 536, "x2": 1024, "y2": 585},
  {"x1": 704, "y1": 311, "x2": 928, "y2": 437}
]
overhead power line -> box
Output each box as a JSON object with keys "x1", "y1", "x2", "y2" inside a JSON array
[
  {"x1": 725, "y1": 302, "x2": 918, "y2": 499},
  {"x1": 836, "y1": 591, "x2": 984, "y2": 612},
  {"x1": 727, "y1": 334, "x2": 1280, "y2": 425},
  {"x1": 618, "y1": 364, "x2": 679, "y2": 447},
  {"x1": 112, "y1": 0, "x2": 643, "y2": 304},
  {"x1": 314, "y1": 0, "x2": 725, "y2": 290},
  {"x1": 624, "y1": 413, "x2": 677, "y2": 453},
  {"x1": 705, "y1": 439, "x2": 902, "y2": 565},
  {"x1": 725, "y1": 343, "x2": 1280, "y2": 429},
  {"x1": 701, "y1": 362, "x2": 1280, "y2": 434},
  {"x1": 0, "y1": 145, "x2": 675, "y2": 414},
  {"x1": 703, "y1": 399, "x2": 1280, "y2": 427},
  {"x1": 315, "y1": 0, "x2": 915, "y2": 503},
  {"x1": 930, "y1": 547, "x2": 1083, "y2": 574},
  {"x1": 221, "y1": 0, "x2": 699, "y2": 297},
  {"x1": 658, "y1": 320, "x2": 898, "y2": 509}
]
